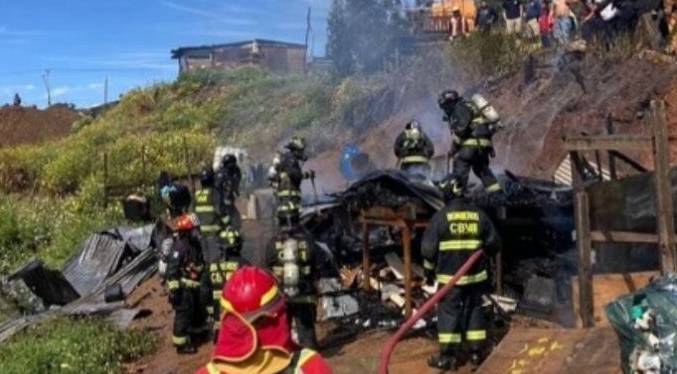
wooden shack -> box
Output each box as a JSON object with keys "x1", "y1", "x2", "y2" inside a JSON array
[{"x1": 171, "y1": 39, "x2": 307, "y2": 75}]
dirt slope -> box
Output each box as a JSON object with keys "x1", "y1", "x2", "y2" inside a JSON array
[
  {"x1": 493, "y1": 52, "x2": 677, "y2": 178},
  {"x1": 0, "y1": 105, "x2": 79, "y2": 148},
  {"x1": 306, "y1": 53, "x2": 677, "y2": 195}
]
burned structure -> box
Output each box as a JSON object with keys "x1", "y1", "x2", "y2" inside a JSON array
[
  {"x1": 171, "y1": 39, "x2": 307, "y2": 75},
  {"x1": 302, "y1": 169, "x2": 575, "y2": 326}
]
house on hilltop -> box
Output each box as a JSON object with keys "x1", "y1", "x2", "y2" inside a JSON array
[{"x1": 171, "y1": 39, "x2": 307, "y2": 75}]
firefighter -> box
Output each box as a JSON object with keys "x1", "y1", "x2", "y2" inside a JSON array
[
  {"x1": 266, "y1": 201, "x2": 321, "y2": 349},
  {"x1": 438, "y1": 89, "x2": 502, "y2": 193},
  {"x1": 393, "y1": 120, "x2": 435, "y2": 180},
  {"x1": 194, "y1": 266, "x2": 333, "y2": 374},
  {"x1": 194, "y1": 166, "x2": 246, "y2": 340},
  {"x1": 157, "y1": 181, "x2": 193, "y2": 279},
  {"x1": 421, "y1": 177, "x2": 501, "y2": 371},
  {"x1": 268, "y1": 136, "x2": 315, "y2": 220},
  {"x1": 214, "y1": 154, "x2": 242, "y2": 229},
  {"x1": 166, "y1": 213, "x2": 208, "y2": 354}
]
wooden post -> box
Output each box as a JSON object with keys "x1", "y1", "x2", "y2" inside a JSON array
[
  {"x1": 651, "y1": 100, "x2": 677, "y2": 274},
  {"x1": 607, "y1": 114, "x2": 618, "y2": 180},
  {"x1": 571, "y1": 150, "x2": 594, "y2": 327},
  {"x1": 575, "y1": 192, "x2": 594, "y2": 327},
  {"x1": 401, "y1": 222, "x2": 413, "y2": 319},
  {"x1": 595, "y1": 150, "x2": 603, "y2": 179},
  {"x1": 362, "y1": 220, "x2": 371, "y2": 291}
]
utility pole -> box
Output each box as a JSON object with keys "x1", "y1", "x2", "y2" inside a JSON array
[
  {"x1": 42, "y1": 69, "x2": 51, "y2": 107},
  {"x1": 104, "y1": 77, "x2": 109, "y2": 105}
]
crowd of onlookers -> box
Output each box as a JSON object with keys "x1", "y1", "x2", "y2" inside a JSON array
[{"x1": 438, "y1": 0, "x2": 674, "y2": 51}]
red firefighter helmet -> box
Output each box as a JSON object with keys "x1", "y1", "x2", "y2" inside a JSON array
[
  {"x1": 176, "y1": 213, "x2": 200, "y2": 232},
  {"x1": 221, "y1": 266, "x2": 285, "y2": 323}
]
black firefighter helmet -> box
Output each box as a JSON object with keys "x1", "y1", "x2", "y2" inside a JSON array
[
  {"x1": 200, "y1": 166, "x2": 215, "y2": 187},
  {"x1": 438, "y1": 89, "x2": 461, "y2": 112}
]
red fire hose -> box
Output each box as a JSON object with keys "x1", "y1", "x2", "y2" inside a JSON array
[{"x1": 378, "y1": 250, "x2": 485, "y2": 374}]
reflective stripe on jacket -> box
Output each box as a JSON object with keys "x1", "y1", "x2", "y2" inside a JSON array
[{"x1": 421, "y1": 198, "x2": 501, "y2": 286}]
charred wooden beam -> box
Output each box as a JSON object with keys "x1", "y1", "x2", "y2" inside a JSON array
[
  {"x1": 575, "y1": 192, "x2": 594, "y2": 327},
  {"x1": 608, "y1": 151, "x2": 648, "y2": 173},
  {"x1": 607, "y1": 114, "x2": 618, "y2": 180}
]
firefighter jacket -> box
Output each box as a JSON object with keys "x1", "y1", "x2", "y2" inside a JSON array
[
  {"x1": 266, "y1": 230, "x2": 320, "y2": 305},
  {"x1": 215, "y1": 164, "x2": 242, "y2": 206},
  {"x1": 194, "y1": 188, "x2": 229, "y2": 238},
  {"x1": 393, "y1": 129, "x2": 435, "y2": 165},
  {"x1": 421, "y1": 198, "x2": 501, "y2": 286},
  {"x1": 269, "y1": 151, "x2": 311, "y2": 199},
  {"x1": 206, "y1": 227, "x2": 246, "y2": 313},
  {"x1": 166, "y1": 228, "x2": 206, "y2": 293},
  {"x1": 446, "y1": 100, "x2": 497, "y2": 150}
]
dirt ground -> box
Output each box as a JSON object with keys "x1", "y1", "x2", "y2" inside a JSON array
[
  {"x1": 125, "y1": 275, "x2": 447, "y2": 374},
  {"x1": 0, "y1": 104, "x2": 79, "y2": 148}
]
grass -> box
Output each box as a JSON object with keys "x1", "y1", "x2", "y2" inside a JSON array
[
  {"x1": 0, "y1": 196, "x2": 124, "y2": 274},
  {"x1": 444, "y1": 31, "x2": 536, "y2": 83},
  {"x1": 0, "y1": 317, "x2": 157, "y2": 374},
  {"x1": 0, "y1": 67, "x2": 392, "y2": 197}
]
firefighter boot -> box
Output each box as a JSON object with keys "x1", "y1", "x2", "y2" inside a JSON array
[
  {"x1": 176, "y1": 343, "x2": 198, "y2": 355},
  {"x1": 470, "y1": 352, "x2": 484, "y2": 372},
  {"x1": 427, "y1": 354, "x2": 457, "y2": 371}
]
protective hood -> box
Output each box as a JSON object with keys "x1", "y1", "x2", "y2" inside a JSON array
[{"x1": 210, "y1": 304, "x2": 296, "y2": 374}]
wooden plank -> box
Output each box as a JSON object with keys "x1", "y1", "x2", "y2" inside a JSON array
[
  {"x1": 590, "y1": 231, "x2": 659, "y2": 244},
  {"x1": 563, "y1": 135, "x2": 652, "y2": 151},
  {"x1": 608, "y1": 150, "x2": 648, "y2": 173},
  {"x1": 607, "y1": 114, "x2": 618, "y2": 180},
  {"x1": 575, "y1": 191, "x2": 594, "y2": 327},
  {"x1": 478, "y1": 327, "x2": 621, "y2": 374},
  {"x1": 651, "y1": 100, "x2": 677, "y2": 274},
  {"x1": 571, "y1": 272, "x2": 658, "y2": 327}
]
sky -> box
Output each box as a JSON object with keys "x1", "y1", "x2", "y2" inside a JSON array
[{"x1": 0, "y1": 0, "x2": 331, "y2": 108}]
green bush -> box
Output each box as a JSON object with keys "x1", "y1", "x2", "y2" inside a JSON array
[
  {"x1": 0, "y1": 197, "x2": 124, "y2": 273},
  {"x1": 0, "y1": 197, "x2": 52, "y2": 273},
  {"x1": 0, "y1": 317, "x2": 156, "y2": 374},
  {"x1": 444, "y1": 32, "x2": 534, "y2": 82}
]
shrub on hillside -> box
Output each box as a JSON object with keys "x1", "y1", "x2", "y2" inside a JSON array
[
  {"x1": 444, "y1": 32, "x2": 533, "y2": 82},
  {"x1": 0, "y1": 317, "x2": 156, "y2": 374},
  {"x1": 0, "y1": 197, "x2": 123, "y2": 273}
]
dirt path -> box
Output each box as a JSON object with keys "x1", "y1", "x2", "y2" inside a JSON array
[{"x1": 125, "y1": 275, "x2": 449, "y2": 374}]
